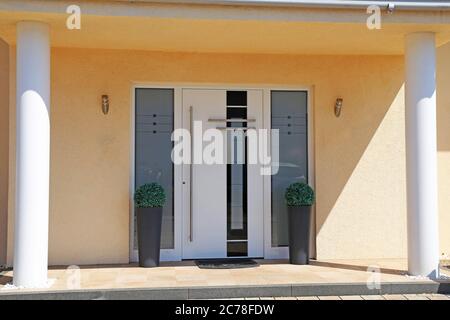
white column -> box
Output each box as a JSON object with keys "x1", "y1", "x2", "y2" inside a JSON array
[
  {"x1": 405, "y1": 32, "x2": 440, "y2": 278},
  {"x1": 14, "y1": 21, "x2": 50, "y2": 287}
]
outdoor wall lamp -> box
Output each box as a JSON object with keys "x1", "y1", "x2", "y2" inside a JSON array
[
  {"x1": 102, "y1": 95, "x2": 109, "y2": 115},
  {"x1": 334, "y1": 98, "x2": 343, "y2": 117}
]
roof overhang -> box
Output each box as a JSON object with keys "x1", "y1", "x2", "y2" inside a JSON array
[{"x1": 1, "y1": 0, "x2": 450, "y2": 55}]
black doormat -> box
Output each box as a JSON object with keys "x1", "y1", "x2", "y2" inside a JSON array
[{"x1": 195, "y1": 258, "x2": 259, "y2": 269}]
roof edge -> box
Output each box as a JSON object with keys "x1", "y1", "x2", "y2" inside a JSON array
[{"x1": 121, "y1": 0, "x2": 450, "y2": 11}]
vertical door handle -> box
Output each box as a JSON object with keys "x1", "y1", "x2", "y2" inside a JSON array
[{"x1": 189, "y1": 106, "x2": 194, "y2": 242}]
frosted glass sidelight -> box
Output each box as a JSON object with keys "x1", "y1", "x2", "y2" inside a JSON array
[
  {"x1": 271, "y1": 91, "x2": 308, "y2": 247},
  {"x1": 135, "y1": 88, "x2": 174, "y2": 249}
]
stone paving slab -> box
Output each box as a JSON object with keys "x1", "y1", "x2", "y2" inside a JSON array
[
  {"x1": 340, "y1": 295, "x2": 364, "y2": 300},
  {"x1": 297, "y1": 296, "x2": 319, "y2": 300},
  {"x1": 361, "y1": 295, "x2": 386, "y2": 300},
  {"x1": 424, "y1": 294, "x2": 449, "y2": 300},
  {"x1": 318, "y1": 296, "x2": 342, "y2": 300},
  {"x1": 383, "y1": 294, "x2": 408, "y2": 300},
  {"x1": 1, "y1": 281, "x2": 449, "y2": 300},
  {"x1": 404, "y1": 294, "x2": 429, "y2": 300}
]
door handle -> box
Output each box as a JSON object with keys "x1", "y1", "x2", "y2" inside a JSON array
[
  {"x1": 216, "y1": 127, "x2": 256, "y2": 130},
  {"x1": 189, "y1": 105, "x2": 194, "y2": 242},
  {"x1": 208, "y1": 118, "x2": 255, "y2": 123}
]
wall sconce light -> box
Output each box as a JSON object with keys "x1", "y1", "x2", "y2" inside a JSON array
[
  {"x1": 334, "y1": 98, "x2": 343, "y2": 117},
  {"x1": 101, "y1": 95, "x2": 109, "y2": 115}
]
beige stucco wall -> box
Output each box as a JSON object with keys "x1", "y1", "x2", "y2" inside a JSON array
[
  {"x1": 4, "y1": 45, "x2": 449, "y2": 265},
  {"x1": 0, "y1": 39, "x2": 8, "y2": 266},
  {"x1": 437, "y1": 42, "x2": 450, "y2": 261}
]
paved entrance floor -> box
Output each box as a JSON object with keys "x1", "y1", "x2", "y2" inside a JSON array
[{"x1": 0, "y1": 259, "x2": 449, "y2": 299}]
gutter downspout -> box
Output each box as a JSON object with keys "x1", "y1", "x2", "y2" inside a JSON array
[{"x1": 143, "y1": 0, "x2": 450, "y2": 11}]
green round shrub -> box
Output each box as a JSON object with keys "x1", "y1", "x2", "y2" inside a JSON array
[
  {"x1": 134, "y1": 183, "x2": 166, "y2": 208},
  {"x1": 285, "y1": 182, "x2": 315, "y2": 207}
]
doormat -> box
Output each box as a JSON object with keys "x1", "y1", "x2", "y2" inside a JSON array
[{"x1": 195, "y1": 258, "x2": 259, "y2": 269}]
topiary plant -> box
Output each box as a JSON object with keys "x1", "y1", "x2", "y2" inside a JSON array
[
  {"x1": 134, "y1": 183, "x2": 166, "y2": 208},
  {"x1": 285, "y1": 182, "x2": 315, "y2": 207}
]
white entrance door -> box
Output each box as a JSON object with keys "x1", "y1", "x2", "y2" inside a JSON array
[{"x1": 182, "y1": 89, "x2": 264, "y2": 259}]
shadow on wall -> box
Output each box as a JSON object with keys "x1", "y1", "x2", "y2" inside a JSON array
[{"x1": 315, "y1": 56, "x2": 406, "y2": 260}]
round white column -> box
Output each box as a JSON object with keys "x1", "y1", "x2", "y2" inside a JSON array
[
  {"x1": 14, "y1": 21, "x2": 50, "y2": 287},
  {"x1": 405, "y1": 32, "x2": 440, "y2": 278}
]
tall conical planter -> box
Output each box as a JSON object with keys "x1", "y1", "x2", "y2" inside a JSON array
[
  {"x1": 288, "y1": 206, "x2": 312, "y2": 265},
  {"x1": 137, "y1": 207, "x2": 163, "y2": 268}
]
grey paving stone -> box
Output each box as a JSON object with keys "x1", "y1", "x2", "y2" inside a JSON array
[
  {"x1": 388, "y1": 282, "x2": 439, "y2": 295},
  {"x1": 292, "y1": 283, "x2": 382, "y2": 296},
  {"x1": 1, "y1": 280, "x2": 449, "y2": 300},
  {"x1": 188, "y1": 285, "x2": 291, "y2": 300}
]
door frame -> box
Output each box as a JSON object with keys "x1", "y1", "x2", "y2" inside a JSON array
[{"x1": 130, "y1": 83, "x2": 315, "y2": 262}]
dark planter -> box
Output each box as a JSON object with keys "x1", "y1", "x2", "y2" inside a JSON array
[
  {"x1": 288, "y1": 205, "x2": 312, "y2": 265},
  {"x1": 136, "y1": 207, "x2": 163, "y2": 267}
]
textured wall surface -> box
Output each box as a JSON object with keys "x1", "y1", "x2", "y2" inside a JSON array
[
  {"x1": 437, "y1": 42, "x2": 450, "y2": 261},
  {"x1": 4, "y1": 46, "x2": 448, "y2": 265},
  {"x1": 0, "y1": 39, "x2": 8, "y2": 266}
]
